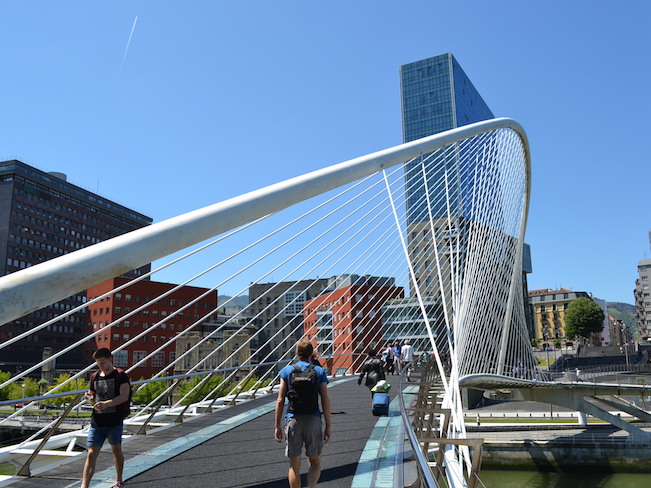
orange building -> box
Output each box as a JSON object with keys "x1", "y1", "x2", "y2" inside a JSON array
[
  {"x1": 303, "y1": 275, "x2": 403, "y2": 374},
  {"x1": 87, "y1": 277, "x2": 218, "y2": 379}
]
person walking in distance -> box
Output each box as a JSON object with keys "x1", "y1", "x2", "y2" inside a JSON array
[
  {"x1": 384, "y1": 343, "x2": 396, "y2": 375},
  {"x1": 392, "y1": 342, "x2": 402, "y2": 374},
  {"x1": 358, "y1": 348, "x2": 386, "y2": 397},
  {"x1": 275, "y1": 340, "x2": 332, "y2": 488},
  {"x1": 81, "y1": 348, "x2": 131, "y2": 488},
  {"x1": 400, "y1": 341, "x2": 414, "y2": 381}
]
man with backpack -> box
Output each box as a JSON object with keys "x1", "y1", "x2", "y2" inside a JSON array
[
  {"x1": 275, "y1": 340, "x2": 331, "y2": 488},
  {"x1": 358, "y1": 348, "x2": 386, "y2": 396},
  {"x1": 81, "y1": 348, "x2": 131, "y2": 488}
]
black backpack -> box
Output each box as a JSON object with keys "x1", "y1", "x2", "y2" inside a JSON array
[
  {"x1": 287, "y1": 364, "x2": 319, "y2": 415},
  {"x1": 90, "y1": 368, "x2": 132, "y2": 419}
]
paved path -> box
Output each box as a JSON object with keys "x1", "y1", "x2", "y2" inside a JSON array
[
  {"x1": 5, "y1": 375, "x2": 396, "y2": 488},
  {"x1": 124, "y1": 376, "x2": 380, "y2": 488}
]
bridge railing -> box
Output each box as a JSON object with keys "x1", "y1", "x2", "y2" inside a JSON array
[{"x1": 398, "y1": 360, "x2": 486, "y2": 488}]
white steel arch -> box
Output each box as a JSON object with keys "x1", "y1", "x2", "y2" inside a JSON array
[{"x1": 0, "y1": 117, "x2": 531, "y2": 487}]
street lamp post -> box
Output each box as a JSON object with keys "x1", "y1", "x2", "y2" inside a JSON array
[
  {"x1": 543, "y1": 330, "x2": 553, "y2": 418},
  {"x1": 543, "y1": 331, "x2": 550, "y2": 372},
  {"x1": 621, "y1": 324, "x2": 630, "y2": 370}
]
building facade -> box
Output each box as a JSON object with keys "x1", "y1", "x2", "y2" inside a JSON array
[
  {"x1": 398, "y1": 54, "x2": 534, "y2": 344},
  {"x1": 0, "y1": 160, "x2": 152, "y2": 374},
  {"x1": 635, "y1": 258, "x2": 651, "y2": 339},
  {"x1": 528, "y1": 288, "x2": 592, "y2": 346},
  {"x1": 174, "y1": 326, "x2": 253, "y2": 383},
  {"x1": 381, "y1": 297, "x2": 444, "y2": 355},
  {"x1": 400, "y1": 53, "x2": 495, "y2": 225},
  {"x1": 303, "y1": 275, "x2": 404, "y2": 374},
  {"x1": 87, "y1": 277, "x2": 218, "y2": 379},
  {"x1": 248, "y1": 279, "x2": 330, "y2": 366}
]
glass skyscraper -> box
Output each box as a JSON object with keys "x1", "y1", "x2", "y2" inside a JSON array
[
  {"x1": 386, "y1": 54, "x2": 534, "y2": 351},
  {"x1": 400, "y1": 53, "x2": 494, "y2": 224},
  {"x1": 400, "y1": 52, "x2": 494, "y2": 143}
]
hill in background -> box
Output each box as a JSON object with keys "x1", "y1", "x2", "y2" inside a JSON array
[
  {"x1": 607, "y1": 302, "x2": 637, "y2": 331},
  {"x1": 218, "y1": 295, "x2": 249, "y2": 308}
]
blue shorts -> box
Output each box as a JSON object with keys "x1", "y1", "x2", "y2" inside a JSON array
[{"x1": 87, "y1": 424, "x2": 123, "y2": 447}]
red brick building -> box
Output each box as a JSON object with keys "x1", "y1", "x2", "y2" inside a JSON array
[
  {"x1": 87, "y1": 277, "x2": 218, "y2": 379},
  {"x1": 303, "y1": 275, "x2": 403, "y2": 374}
]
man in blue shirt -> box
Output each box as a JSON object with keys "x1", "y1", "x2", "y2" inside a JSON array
[{"x1": 275, "y1": 339, "x2": 331, "y2": 488}]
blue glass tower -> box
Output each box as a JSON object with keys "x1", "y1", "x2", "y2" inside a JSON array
[
  {"x1": 400, "y1": 53, "x2": 494, "y2": 224},
  {"x1": 394, "y1": 54, "x2": 534, "y2": 343},
  {"x1": 400, "y1": 53, "x2": 494, "y2": 143}
]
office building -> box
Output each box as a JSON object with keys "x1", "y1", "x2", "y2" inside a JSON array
[
  {"x1": 381, "y1": 297, "x2": 444, "y2": 354},
  {"x1": 303, "y1": 275, "x2": 404, "y2": 374},
  {"x1": 0, "y1": 160, "x2": 152, "y2": 374},
  {"x1": 400, "y1": 53, "x2": 494, "y2": 224},
  {"x1": 528, "y1": 288, "x2": 592, "y2": 346},
  {"x1": 87, "y1": 277, "x2": 218, "y2": 379},
  {"x1": 398, "y1": 54, "x2": 534, "y2": 344},
  {"x1": 635, "y1": 258, "x2": 651, "y2": 339},
  {"x1": 400, "y1": 54, "x2": 495, "y2": 298},
  {"x1": 248, "y1": 279, "x2": 330, "y2": 366}
]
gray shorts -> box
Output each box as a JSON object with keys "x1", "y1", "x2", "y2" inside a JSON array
[{"x1": 284, "y1": 415, "x2": 323, "y2": 458}]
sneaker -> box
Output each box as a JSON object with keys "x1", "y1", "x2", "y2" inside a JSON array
[{"x1": 112, "y1": 483, "x2": 125, "y2": 488}]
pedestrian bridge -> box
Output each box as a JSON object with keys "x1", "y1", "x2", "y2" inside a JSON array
[
  {"x1": 1, "y1": 375, "x2": 425, "y2": 488},
  {"x1": 0, "y1": 118, "x2": 532, "y2": 487}
]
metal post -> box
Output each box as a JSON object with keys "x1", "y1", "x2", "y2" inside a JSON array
[{"x1": 17, "y1": 393, "x2": 83, "y2": 477}]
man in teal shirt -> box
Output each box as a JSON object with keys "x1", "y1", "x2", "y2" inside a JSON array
[{"x1": 275, "y1": 339, "x2": 331, "y2": 488}]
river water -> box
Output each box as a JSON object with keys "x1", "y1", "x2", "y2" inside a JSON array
[{"x1": 480, "y1": 470, "x2": 651, "y2": 488}]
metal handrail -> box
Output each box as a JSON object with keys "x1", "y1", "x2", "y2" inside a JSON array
[
  {"x1": 398, "y1": 361, "x2": 440, "y2": 488},
  {"x1": 0, "y1": 360, "x2": 282, "y2": 409},
  {"x1": 397, "y1": 360, "x2": 487, "y2": 488}
]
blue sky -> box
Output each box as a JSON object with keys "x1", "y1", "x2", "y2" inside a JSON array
[{"x1": 1, "y1": 1, "x2": 649, "y2": 304}]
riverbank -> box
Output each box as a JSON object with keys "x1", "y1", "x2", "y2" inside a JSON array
[{"x1": 464, "y1": 400, "x2": 651, "y2": 473}]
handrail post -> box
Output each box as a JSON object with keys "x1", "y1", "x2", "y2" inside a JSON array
[{"x1": 17, "y1": 393, "x2": 83, "y2": 477}]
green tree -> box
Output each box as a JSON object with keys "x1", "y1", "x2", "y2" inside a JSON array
[
  {"x1": 0, "y1": 377, "x2": 50, "y2": 412},
  {"x1": 565, "y1": 297, "x2": 605, "y2": 342},
  {"x1": 178, "y1": 375, "x2": 228, "y2": 405},
  {"x1": 0, "y1": 371, "x2": 12, "y2": 401},
  {"x1": 132, "y1": 376, "x2": 170, "y2": 406},
  {"x1": 4, "y1": 377, "x2": 39, "y2": 401},
  {"x1": 47, "y1": 374, "x2": 88, "y2": 407},
  {"x1": 37, "y1": 379, "x2": 50, "y2": 395}
]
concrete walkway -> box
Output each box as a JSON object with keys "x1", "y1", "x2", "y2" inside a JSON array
[{"x1": 3, "y1": 376, "x2": 409, "y2": 488}]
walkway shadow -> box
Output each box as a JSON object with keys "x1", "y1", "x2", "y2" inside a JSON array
[{"x1": 246, "y1": 462, "x2": 359, "y2": 488}]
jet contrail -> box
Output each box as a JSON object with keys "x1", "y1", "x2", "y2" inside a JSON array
[{"x1": 118, "y1": 16, "x2": 138, "y2": 78}]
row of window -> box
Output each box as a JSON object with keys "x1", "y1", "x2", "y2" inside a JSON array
[
  {"x1": 537, "y1": 293, "x2": 571, "y2": 301},
  {"x1": 92, "y1": 321, "x2": 183, "y2": 331},
  {"x1": 92, "y1": 293, "x2": 213, "y2": 309},
  {"x1": 97, "y1": 333, "x2": 170, "y2": 344},
  {"x1": 108, "y1": 350, "x2": 175, "y2": 368},
  {"x1": 304, "y1": 309, "x2": 377, "y2": 329},
  {"x1": 92, "y1": 306, "x2": 202, "y2": 320},
  {"x1": 13, "y1": 208, "x2": 110, "y2": 242},
  {"x1": 9, "y1": 226, "x2": 78, "y2": 253},
  {"x1": 538, "y1": 304, "x2": 569, "y2": 312},
  {"x1": 13, "y1": 176, "x2": 147, "y2": 228}
]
